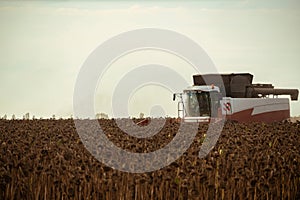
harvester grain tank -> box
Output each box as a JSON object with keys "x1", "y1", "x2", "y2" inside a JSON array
[{"x1": 173, "y1": 73, "x2": 298, "y2": 123}]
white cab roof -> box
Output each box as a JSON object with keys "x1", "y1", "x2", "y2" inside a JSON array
[{"x1": 184, "y1": 85, "x2": 220, "y2": 92}]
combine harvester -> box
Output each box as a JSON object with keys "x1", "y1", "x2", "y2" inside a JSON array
[{"x1": 173, "y1": 73, "x2": 298, "y2": 123}]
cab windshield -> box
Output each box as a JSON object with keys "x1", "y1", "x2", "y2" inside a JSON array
[
  {"x1": 185, "y1": 90, "x2": 220, "y2": 117},
  {"x1": 185, "y1": 91, "x2": 210, "y2": 117}
]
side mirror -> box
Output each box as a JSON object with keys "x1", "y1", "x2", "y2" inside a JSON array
[{"x1": 173, "y1": 94, "x2": 176, "y2": 101}]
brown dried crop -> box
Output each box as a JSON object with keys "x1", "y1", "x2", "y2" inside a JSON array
[{"x1": 0, "y1": 119, "x2": 299, "y2": 199}]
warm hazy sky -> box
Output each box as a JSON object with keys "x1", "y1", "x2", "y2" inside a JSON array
[{"x1": 0, "y1": 0, "x2": 299, "y2": 118}]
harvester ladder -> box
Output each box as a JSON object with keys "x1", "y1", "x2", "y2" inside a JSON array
[{"x1": 178, "y1": 101, "x2": 184, "y2": 118}]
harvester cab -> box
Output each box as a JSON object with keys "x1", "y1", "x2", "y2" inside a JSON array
[
  {"x1": 173, "y1": 85, "x2": 221, "y2": 122},
  {"x1": 174, "y1": 73, "x2": 299, "y2": 123}
]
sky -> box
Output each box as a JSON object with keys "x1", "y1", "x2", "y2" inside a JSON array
[{"x1": 0, "y1": 0, "x2": 299, "y2": 118}]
